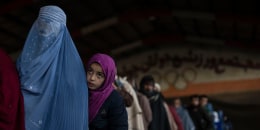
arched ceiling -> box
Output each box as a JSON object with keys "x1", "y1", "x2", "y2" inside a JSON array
[{"x1": 1, "y1": 0, "x2": 260, "y2": 60}]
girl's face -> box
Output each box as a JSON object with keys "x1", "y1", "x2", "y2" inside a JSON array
[{"x1": 87, "y1": 63, "x2": 105, "y2": 90}]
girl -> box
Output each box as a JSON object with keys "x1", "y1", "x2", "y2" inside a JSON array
[{"x1": 86, "y1": 53, "x2": 128, "y2": 130}]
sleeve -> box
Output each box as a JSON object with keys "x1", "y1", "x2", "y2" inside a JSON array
[
  {"x1": 108, "y1": 90, "x2": 128, "y2": 130},
  {"x1": 0, "y1": 63, "x2": 24, "y2": 130},
  {"x1": 139, "y1": 94, "x2": 153, "y2": 124}
]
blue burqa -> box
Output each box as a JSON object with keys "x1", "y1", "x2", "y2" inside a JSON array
[{"x1": 16, "y1": 5, "x2": 88, "y2": 130}]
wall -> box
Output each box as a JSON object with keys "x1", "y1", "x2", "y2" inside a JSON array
[{"x1": 116, "y1": 46, "x2": 260, "y2": 98}]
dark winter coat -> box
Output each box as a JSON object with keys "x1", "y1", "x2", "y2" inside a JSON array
[{"x1": 89, "y1": 90, "x2": 128, "y2": 130}]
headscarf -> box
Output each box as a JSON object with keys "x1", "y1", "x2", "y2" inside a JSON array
[
  {"x1": 0, "y1": 48, "x2": 25, "y2": 130},
  {"x1": 87, "y1": 53, "x2": 116, "y2": 122},
  {"x1": 16, "y1": 5, "x2": 88, "y2": 130}
]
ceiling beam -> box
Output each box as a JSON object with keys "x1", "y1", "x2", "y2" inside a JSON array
[
  {"x1": 74, "y1": 9, "x2": 260, "y2": 37},
  {"x1": 111, "y1": 34, "x2": 260, "y2": 56}
]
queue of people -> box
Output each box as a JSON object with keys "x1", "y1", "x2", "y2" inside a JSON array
[
  {"x1": 0, "y1": 5, "x2": 233, "y2": 130},
  {"x1": 115, "y1": 75, "x2": 233, "y2": 130}
]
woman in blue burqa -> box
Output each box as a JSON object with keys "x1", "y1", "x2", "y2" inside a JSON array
[{"x1": 16, "y1": 5, "x2": 88, "y2": 130}]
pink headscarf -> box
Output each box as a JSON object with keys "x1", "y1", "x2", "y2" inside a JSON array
[{"x1": 87, "y1": 53, "x2": 116, "y2": 123}]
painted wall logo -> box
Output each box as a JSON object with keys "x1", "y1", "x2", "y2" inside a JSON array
[{"x1": 117, "y1": 49, "x2": 260, "y2": 90}]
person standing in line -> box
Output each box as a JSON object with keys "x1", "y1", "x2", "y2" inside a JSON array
[
  {"x1": 86, "y1": 53, "x2": 128, "y2": 130},
  {"x1": 139, "y1": 75, "x2": 171, "y2": 130},
  {"x1": 172, "y1": 97, "x2": 195, "y2": 130},
  {"x1": 16, "y1": 5, "x2": 88, "y2": 130},
  {"x1": 116, "y1": 77, "x2": 145, "y2": 130},
  {"x1": 187, "y1": 95, "x2": 213, "y2": 130},
  {"x1": 154, "y1": 83, "x2": 178, "y2": 130},
  {"x1": 128, "y1": 77, "x2": 153, "y2": 130},
  {"x1": 0, "y1": 48, "x2": 25, "y2": 130},
  {"x1": 136, "y1": 90, "x2": 153, "y2": 130},
  {"x1": 199, "y1": 95, "x2": 216, "y2": 130}
]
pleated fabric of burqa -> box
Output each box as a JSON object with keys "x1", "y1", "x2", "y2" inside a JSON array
[{"x1": 16, "y1": 5, "x2": 88, "y2": 130}]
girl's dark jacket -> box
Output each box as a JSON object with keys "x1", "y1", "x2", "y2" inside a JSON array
[{"x1": 89, "y1": 90, "x2": 128, "y2": 130}]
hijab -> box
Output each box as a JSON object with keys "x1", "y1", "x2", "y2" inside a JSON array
[
  {"x1": 87, "y1": 53, "x2": 116, "y2": 122},
  {"x1": 16, "y1": 5, "x2": 88, "y2": 130},
  {"x1": 0, "y1": 48, "x2": 25, "y2": 130}
]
